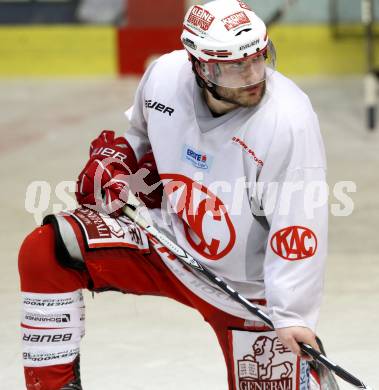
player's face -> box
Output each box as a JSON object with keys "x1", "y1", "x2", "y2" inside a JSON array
[
  {"x1": 215, "y1": 80, "x2": 266, "y2": 107},
  {"x1": 198, "y1": 56, "x2": 267, "y2": 108}
]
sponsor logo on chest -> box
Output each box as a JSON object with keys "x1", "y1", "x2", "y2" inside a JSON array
[
  {"x1": 182, "y1": 145, "x2": 213, "y2": 171},
  {"x1": 231, "y1": 136, "x2": 264, "y2": 167}
]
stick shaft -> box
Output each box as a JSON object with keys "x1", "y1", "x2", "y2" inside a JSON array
[
  {"x1": 266, "y1": 0, "x2": 298, "y2": 27},
  {"x1": 123, "y1": 205, "x2": 371, "y2": 389}
]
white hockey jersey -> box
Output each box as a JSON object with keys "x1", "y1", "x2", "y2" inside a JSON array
[{"x1": 124, "y1": 50, "x2": 327, "y2": 331}]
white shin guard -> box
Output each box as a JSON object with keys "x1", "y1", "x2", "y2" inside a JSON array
[{"x1": 21, "y1": 290, "x2": 85, "y2": 368}]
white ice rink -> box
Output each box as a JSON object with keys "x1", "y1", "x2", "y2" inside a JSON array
[{"x1": 0, "y1": 76, "x2": 378, "y2": 389}]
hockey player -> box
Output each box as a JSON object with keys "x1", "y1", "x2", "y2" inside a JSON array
[{"x1": 18, "y1": 0, "x2": 328, "y2": 389}]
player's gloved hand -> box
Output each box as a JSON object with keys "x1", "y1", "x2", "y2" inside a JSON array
[
  {"x1": 75, "y1": 130, "x2": 138, "y2": 217},
  {"x1": 275, "y1": 326, "x2": 320, "y2": 361},
  {"x1": 136, "y1": 150, "x2": 163, "y2": 209}
]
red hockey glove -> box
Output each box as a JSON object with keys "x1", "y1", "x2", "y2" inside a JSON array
[
  {"x1": 137, "y1": 150, "x2": 163, "y2": 209},
  {"x1": 76, "y1": 130, "x2": 138, "y2": 217}
]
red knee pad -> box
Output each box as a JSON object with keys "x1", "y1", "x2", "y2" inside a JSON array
[{"x1": 18, "y1": 225, "x2": 88, "y2": 293}]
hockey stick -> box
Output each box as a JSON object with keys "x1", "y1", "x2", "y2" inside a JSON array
[
  {"x1": 265, "y1": 0, "x2": 299, "y2": 28},
  {"x1": 123, "y1": 202, "x2": 372, "y2": 390}
]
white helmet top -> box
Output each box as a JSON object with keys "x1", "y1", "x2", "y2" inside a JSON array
[{"x1": 181, "y1": 0, "x2": 269, "y2": 63}]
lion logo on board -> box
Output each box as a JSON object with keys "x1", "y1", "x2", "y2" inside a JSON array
[{"x1": 238, "y1": 336, "x2": 294, "y2": 389}]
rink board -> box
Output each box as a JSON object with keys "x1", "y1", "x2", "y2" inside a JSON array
[{"x1": 1, "y1": 24, "x2": 379, "y2": 77}]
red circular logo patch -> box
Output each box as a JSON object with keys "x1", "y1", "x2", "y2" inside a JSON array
[
  {"x1": 270, "y1": 226, "x2": 317, "y2": 261},
  {"x1": 160, "y1": 173, "x2": 236, "y2": 260}
]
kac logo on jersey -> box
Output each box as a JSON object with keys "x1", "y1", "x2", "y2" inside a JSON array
[
  {"x1": 182, "y1": 145, "x2": 213, "y2": 171},
  {"x1": 160, "y1": 173, "x2": 236, "y2": 260},
  {"x1": 270, "y1": 226, "x2": 317, "y2": 261}
]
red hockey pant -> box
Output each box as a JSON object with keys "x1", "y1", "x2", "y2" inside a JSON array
[{"x1": 19, "y1": 224, "x2": 273, "y2": 390}]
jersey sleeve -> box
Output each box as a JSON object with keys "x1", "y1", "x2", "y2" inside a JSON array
[
  {"x1": 124, "y1": 61, "x2": 158, "y2": 161},
  {"x1": 257, "y1": 104, "x2": 327, "y2": 331}
]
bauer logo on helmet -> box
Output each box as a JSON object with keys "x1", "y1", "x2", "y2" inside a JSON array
[{"x1": 239, "y1": 39, "x2": 259, "y2": 51}]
